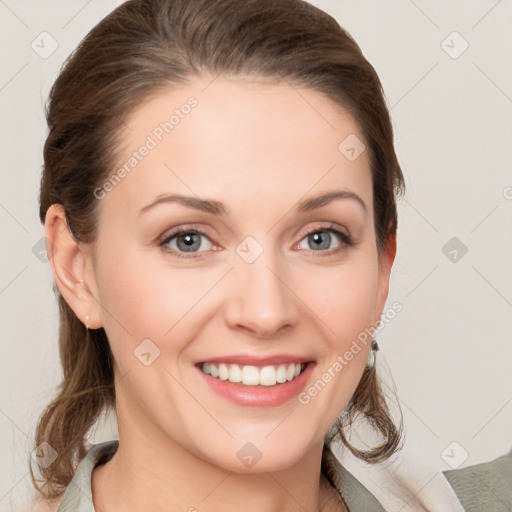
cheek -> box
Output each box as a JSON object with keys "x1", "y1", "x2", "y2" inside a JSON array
[
  {"x1": 93, "y1": 245, "x2": 221, "y2": 361},
  {"x1": 289, "y1": 258, "x2": 379, "y2": 431},
  {"x1": 296, "y1": 256, "x2": 379, "y2": 343}
]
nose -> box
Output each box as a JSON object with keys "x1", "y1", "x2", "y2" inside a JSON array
[{"x1": 224, "y1": 248, "x2": 300, "y2": 339}]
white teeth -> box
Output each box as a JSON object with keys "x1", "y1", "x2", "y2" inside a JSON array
[
  {"x1": 259, "y1": 365, "x2": 276, "y2": 386},
  {"x1": 242, "y1": 365, "x2": 259, "y2": 385},
  {"x1": 228, "y1": 363, "x2": 242, "y2": 382},
  {"x1": 218, "y1": 363, "x2": 229, "y2": 381},
  {"x1": 276, "y1": 364, "x2": 287, "y2": 383},
  {"x1": 201, "y1": 362, "x2": 305, "y2": 386}
]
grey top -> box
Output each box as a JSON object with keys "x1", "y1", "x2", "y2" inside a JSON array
[
  {"x1": 443, "y1": 451, "x2": 512, "y2": 511},
  {"x1": 55, "y1": 440, "x2": 512, "y2": 511}
]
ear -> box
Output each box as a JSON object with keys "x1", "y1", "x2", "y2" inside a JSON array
[
  {"x1": 374, "y1": 231, "x2": 397, "y2": 323},
  {"x1": 44, "y1": 204, "x2": 103, "y2": 329}
]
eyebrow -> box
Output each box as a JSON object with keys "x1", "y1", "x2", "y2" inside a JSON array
[
  {"x1": 138, "y1": 189, "x2": 367, "y2": 217},
  {"x1": 297, "y1": 190, "x2": 366, "y2": 214}
]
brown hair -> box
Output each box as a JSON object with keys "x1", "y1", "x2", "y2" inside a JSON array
[{"x1": 32, "y1": 0, "x2": 405, "y2": 500}]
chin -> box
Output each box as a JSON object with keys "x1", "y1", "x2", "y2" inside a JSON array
[{"x1": 194, "y1": 432, "x2": 318, "y2": 474}]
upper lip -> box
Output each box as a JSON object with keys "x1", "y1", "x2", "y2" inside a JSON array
[{"x1": 196, "y1": 354, "x2": 314, "y2": 366}]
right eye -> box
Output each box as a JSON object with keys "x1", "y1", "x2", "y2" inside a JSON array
[{"x1": 159, "y1": 228, "x2": 217, "y2": 259}]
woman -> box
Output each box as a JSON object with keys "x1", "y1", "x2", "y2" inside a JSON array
[{"x1": 31, "y1": 0, "x2": 512, "y2": 510}]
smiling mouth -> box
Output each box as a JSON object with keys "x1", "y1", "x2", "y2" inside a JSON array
[{"x1": 197, "y1": 362, "x2": 309, "y2": 387}]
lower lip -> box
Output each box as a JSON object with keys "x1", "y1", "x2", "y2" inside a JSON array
[{"x1": 196, "y1": 362, "x2": 315, "y2": 407}]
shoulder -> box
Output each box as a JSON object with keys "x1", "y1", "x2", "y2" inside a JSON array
[
  {"x1": 323, "y1": 441, "x2": 512, "y2": 511},
  {"x1": 30, "y1": 440, "x2": 119, "y2": 512},
  {"x1": 30, "y1": 496, "x2": 62, "y2": 512},
  {"x1": 443, "y1": 449, "x2": 512, "y2": 511}
]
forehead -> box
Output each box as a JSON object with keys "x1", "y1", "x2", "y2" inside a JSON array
[{"x1": 98, "y1": 76, "x2": 372, "y2": 221}]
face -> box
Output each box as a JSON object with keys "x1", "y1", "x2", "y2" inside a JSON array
[{"x1": 83, "y1": 76, "x2": 393, "y2": 473}]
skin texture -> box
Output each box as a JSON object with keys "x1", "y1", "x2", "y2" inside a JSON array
[{"x1": 45, "y1": 76, "x2": 396, "y2": 512}]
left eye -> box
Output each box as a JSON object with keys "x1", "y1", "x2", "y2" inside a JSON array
[{"x1": 296, "y1": 227, "x2": 348, "y2": 252}]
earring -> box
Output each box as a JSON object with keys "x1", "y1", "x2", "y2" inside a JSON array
[
  {"x1": 368, "y1": 337, "x2": 379, "y2": 367},
  {"x1": 85, "y1": 315, "x2": 90, "y2": 330}
]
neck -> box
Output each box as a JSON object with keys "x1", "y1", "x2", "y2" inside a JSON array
[{"x1": 91, "y1": 420, "x2": 342, "y2": 512}]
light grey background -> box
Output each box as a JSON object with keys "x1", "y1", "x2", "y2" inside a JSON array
[{"x1": 1, "y1": 0, "x2": 511, "y2": 510}]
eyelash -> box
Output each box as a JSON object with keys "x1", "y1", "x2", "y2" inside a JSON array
[{"x1": 159, "y1": 223, "x2": 353, "y2": 260}]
